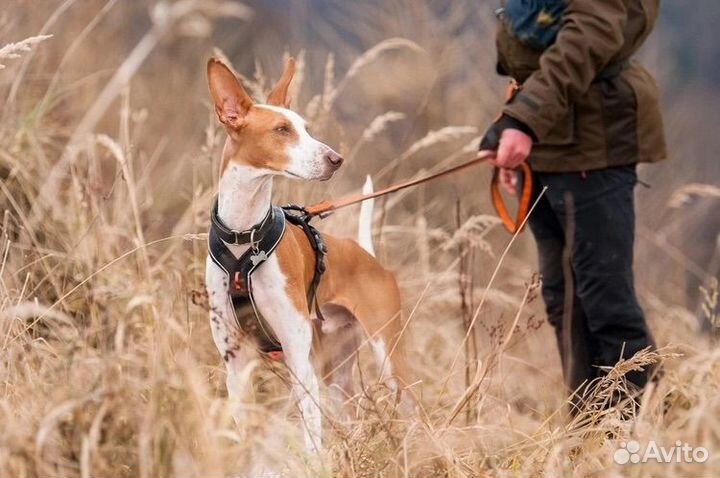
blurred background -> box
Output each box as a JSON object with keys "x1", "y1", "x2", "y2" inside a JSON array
[
  {"x1": 4, "y1": 0, "x2": 717, "y2": 306},
  {"x1": 1, "y1": 1, "x2": 718, "y2": 476}
]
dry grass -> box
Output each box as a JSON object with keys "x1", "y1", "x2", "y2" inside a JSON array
[
  {"x1": 1, "y1": 2, "x2": 719, "y2": 477},
  {"x1": 0, "y1": 34, "x2": 53, "y2": 69}
]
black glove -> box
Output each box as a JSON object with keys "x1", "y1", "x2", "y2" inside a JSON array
[{"x1": 479, "y1": 114, "x2": 537, "y2": 151}]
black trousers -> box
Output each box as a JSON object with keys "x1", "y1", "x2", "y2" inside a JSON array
[{"x1": 528, "y1": 165, "x2": 655, "y2": 397}]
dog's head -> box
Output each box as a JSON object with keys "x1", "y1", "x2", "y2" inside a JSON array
[{"x1": 207, "y1": 57, "x2": 343, "y2": 181}]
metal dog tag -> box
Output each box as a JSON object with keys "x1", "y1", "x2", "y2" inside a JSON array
[{"x1": 250, "y1": 250, "x2": 268, "y2": 266}]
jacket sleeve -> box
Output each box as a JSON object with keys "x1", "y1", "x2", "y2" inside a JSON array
[{"x1": 502, "y1": 0, "x2": 629, "y2": 140}]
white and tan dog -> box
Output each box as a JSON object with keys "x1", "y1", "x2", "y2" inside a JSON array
[{"x1": 205, "y1": 57, "x2": 411, "y2": 453}]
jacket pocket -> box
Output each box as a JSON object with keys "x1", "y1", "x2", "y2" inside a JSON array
[
  {"x1": 599, "y1": 68, "x2": 639, "y2": 166},
  {"x1": 539, "y1": 104, "x2": 576, "y2": 146},
  {"x1": 622, "y1": 62, "x2": 667, "y2": 162}
]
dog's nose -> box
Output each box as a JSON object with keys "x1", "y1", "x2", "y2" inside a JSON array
[{"x1": 325, "y1": 150, "x2": 344, "y2": 168}]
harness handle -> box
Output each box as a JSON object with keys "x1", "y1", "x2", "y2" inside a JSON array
[{"x1": 490, "y1": 162, "x2": 534, "y2": 234}]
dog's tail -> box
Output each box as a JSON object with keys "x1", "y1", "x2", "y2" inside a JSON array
[{"x1": 358, "y1": 175, "x2": 376, "y2": 256}]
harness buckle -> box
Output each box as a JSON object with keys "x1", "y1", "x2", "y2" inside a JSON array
[{"x1": 249, "y1": 228, "x2": 259, "y2": 253}]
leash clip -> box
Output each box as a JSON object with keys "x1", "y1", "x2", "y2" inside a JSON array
[{"x1": 282, "y1": 203, "x2": 313, "y2": 222}]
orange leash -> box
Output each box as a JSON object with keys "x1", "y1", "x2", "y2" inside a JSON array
[
  {"x1": 490, "y1": 162, "x2": 533, "y2": 234},
  {"x1": 303, "y1": 152, "x2": 533, "y2": 234}
]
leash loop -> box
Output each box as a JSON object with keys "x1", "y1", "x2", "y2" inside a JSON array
[{"x1": 490, "y1": 162, "x2": 534, "y2": 234}]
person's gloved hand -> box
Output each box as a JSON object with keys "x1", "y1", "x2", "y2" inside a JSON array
[{"x1": 479, "y1": 114, "x2": 536, "y2": 195}]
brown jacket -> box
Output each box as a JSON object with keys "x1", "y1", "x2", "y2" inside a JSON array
[{"x1": 497, "y1": 0, "x2": 667, "y2": 172}]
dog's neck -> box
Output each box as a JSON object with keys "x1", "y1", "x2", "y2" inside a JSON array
[{"x1": 217, "y1": 162, "x2": 273, "y2": 232}]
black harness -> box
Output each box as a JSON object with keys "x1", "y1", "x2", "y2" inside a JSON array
[{"x1": 207, "y1": 198, "x2": 327, "y2": 355}]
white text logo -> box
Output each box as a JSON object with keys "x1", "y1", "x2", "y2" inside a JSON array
[{"x1": 613, "y1": 440, "x2": 709, "y2": 465}]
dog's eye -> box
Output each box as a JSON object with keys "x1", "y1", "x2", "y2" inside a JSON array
[{"x1": 274, "y1": 124, "x2": 290, "y2": 134}]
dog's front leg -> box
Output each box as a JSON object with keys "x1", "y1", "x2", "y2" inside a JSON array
[
  {"x1": 282, "y1": 316, "x2": 321, "y2": 453},
  {"x1": 252, "y1": 256, "x2": 322, "y2": 454},
  {"x1": 206, "y1": 258, "x2": 253, "y2": 425}
]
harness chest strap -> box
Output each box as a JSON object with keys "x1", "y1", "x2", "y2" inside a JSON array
[
  {"x1": 208, "y1": 206, "x2": 287, "y2": 353},
  {"x1": 208, "y1": 200, "x2": 328, "y2": 356}
]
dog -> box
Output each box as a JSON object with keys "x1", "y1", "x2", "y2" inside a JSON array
[{"x1": 204, "y1": 57, "x2": 411, "y2": 453}]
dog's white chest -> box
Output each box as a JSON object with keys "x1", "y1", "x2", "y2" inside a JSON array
[{"x1": 205, "y1": 253, "x2": 306, "y2": 351}]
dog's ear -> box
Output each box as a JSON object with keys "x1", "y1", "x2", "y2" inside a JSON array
[
  {"x1": 207, "y1": 58, "x2": 253, "y2": 128},
  {"x1": 266, "y1": 57, "x2": 295, "y2": 108}
]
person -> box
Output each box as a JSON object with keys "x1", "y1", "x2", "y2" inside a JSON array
[{"x1": 479, "y1": 0, "x2": 666, "y2": 408}]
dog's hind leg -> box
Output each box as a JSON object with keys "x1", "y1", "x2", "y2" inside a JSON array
[
  {"x1": 317, "y1": 304, "x2": 361, "y2": 418},
  {"x1": 370, "y1": 327, "x2": 418, "y2": 415},
  {"x1": 359, "y1": 296, "x2": 416, "y2": 413}
]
